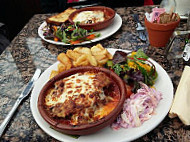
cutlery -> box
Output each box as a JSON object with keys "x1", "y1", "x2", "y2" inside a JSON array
[
  {"x1": 72, "y1": 2, "x2": 100, "y2": 9},
  {"x1": 72, "y1": 3, "x2": 99, "y2": 9},
  {"x1": 165, "y1": 30, "x2": 190, "y2": 54},
  {"x1": 133, "y1": 14, "x2": 147, "y2": 42},
  {"x1": 0, "y1": 68, "x2": 41, "y2": 137},
  {"x1": 175, "y1": 30, "x2": 190, "y2": 36}
]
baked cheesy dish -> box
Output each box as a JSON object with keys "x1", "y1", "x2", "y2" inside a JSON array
[
  {"x1": 45, "y1": 71, "x2": 120, "y2": 125},
  {"x1": 73, "y1": 11, "x2": 105, "y2": 24}
]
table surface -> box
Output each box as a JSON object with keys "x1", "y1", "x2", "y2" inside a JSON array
[{"x1": 0, "y1": 6, "x2": 190, "y2": 142}]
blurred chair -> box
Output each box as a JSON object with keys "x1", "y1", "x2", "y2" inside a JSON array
[
  {"x1": 0, "y1": 23, "x2": 10, "y2": 54},
  {"x1": 0, "y1": 0, "x2": 42, "y2": 41}
]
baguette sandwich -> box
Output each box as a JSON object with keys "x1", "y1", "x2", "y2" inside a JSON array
[{"x1": 46, "y1": 7, "x2": 77, "y2": 25}]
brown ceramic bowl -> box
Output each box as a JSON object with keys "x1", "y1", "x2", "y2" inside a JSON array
[
  {"x1": 38, "y1": 66, "x2": 126, "y2": 135},
  {"x1": 68, "y1": 6, "x2": 116, "y2": 31}
]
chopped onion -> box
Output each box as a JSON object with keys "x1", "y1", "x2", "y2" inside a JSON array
[{"x1": 111, "y1": 82, "x2": 162, "y2": 130}]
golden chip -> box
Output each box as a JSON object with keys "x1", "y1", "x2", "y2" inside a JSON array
[
  {"x1": 106, "y1": 51, "x2": 113, "y2": 59},
  {"x1": 96, "y1": 43, "x2": 105, "y2": 50},
  {"x1": 51, "y1": 44, "x2": 112, "y2": 79},
  {"x1": 74, "y1": 47, "x2": 92, "y2": 55},
  {"x1": 97, "y1": 58, "x2": 109, "y2": 66},
  {"x1": 94, "y1": 54, "x2": 107, "y2": 61},
  {"x1": 66, "y1": 50, "x2": 81, "y2": 61},
  {"x1": 73, "y1": 60, "x2": 89, "y2": 67},
  {"x1": 73, "y1": 54, "x2": 89, "y2": 67},
  {"x1": 58, "y1": 63, "x2": 66, "y2": 73},
  {"x1": 91, "y1": 48, "x2": 107, "y2": 56},
  {"x1": 49, "y1": 70, "x2": 59, "y2": 79},
  {"x1": 91, "y1": 44, "x2": 104, "y2": 53},
  {"x1": 57, "y1": 53, "x2": 72, "y2": 70},
  {"x1": 86, "y1": 54, "x2": 98, "y2": 66},
  {"x1": 91, "y1": 46, "x2": 102, "y2": 54}
]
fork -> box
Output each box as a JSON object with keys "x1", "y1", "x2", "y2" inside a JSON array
[{"x1": 133, "y1": 14, "x2": 147, "y2": 42}]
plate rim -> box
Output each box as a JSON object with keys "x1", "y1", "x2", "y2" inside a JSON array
[
  {"x1": 30, "y1": 48, "x2": 174, "y2": 142},
  {"x1": 38, "y1": 13, "x2": 122, "y2": 46}
]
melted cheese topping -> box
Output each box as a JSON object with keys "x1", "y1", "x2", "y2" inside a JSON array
[
  {"x1": 45, "y1": 71, "x2": 119, "y2": 125},
  {"x1": 73, "y1": 11, "x2": 105, "y2": 24},
  {"x1": 45, "y1": 72, "x2": 105, "y2": 106}
]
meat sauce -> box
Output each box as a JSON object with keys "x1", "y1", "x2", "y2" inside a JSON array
[{"x1": 44, "y1": 71, "x2": 120, "y2": 126}]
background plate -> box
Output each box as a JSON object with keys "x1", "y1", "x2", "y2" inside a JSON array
[
  {"x1": 30, "y1": 49, "x2": 173, "y2": 142},
  {"x1": 38, "y1": 14, "x2": 122, "y2": 46}
]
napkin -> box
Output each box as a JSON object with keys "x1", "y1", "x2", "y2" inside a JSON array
[{"x1": 169, "y1": 66, "x2": 190, "y2": 125}]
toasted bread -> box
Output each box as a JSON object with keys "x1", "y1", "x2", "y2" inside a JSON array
[{"x1": 46, "y1": 7, "x2": 77, "y2": 25}]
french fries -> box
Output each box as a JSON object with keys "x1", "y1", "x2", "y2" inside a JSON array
[
  {"x1": 49, "y1": 70, "x2": 59, "y2": 79},
  {"x1": 57, "y1": 53, "x2": 72, "y2": 70},
  {"x1": 86, "y1": 54, "x2": 98, "y2": 66},
  {"x1": 73, "y1": 47, "x2": 92, "y2": 55},
  {"x1": 66, "y1": 50, "x2": 81, "y2": 61},
  {"x1": 57, "y1": 63, "x2": 66, "y2": 73},
  {"x1": 91, "y1": 44, "x2": 113, "y2": 60},
  {"x1": 50, "y1": 44, "x2": 113, "y2": 79},
  {"x1": 73, "y1": 54, "x2": 89, "y2": 67}
]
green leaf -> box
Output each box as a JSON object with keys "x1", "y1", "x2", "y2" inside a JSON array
[
  {"x1": 113, "y1": 64, "x2": 122, "y2": 76},
  {"x1": 106, "y1": 60, "x2": 113, "y2": 67},
  {"x1": 95, "y1": 33, "x2": 101, "y2": 37},
  {"x1": 61, "y1": 31, "x2": 69, "y2": 43},
  {"x1": 148, "y1": 67, "x2": 158, "y2": 81},
  {"x1": 71, "y1": 29, "x2": 78, "y2": 39},
  {"x1": 134, "y1": 61, "x2": 149, "y2": 83},
  {"x1": 135, "y1": 49, "x2": 148, "y2": 60},
  {"x1": 55, "y1": 28, "x2": 63, "y2": 40},
  {"x1": 123, "y1": 63, "x2": 130, "y2": 72},
  {"x1": 90, "y1": 29, "x2": 94, "y2": 32}
]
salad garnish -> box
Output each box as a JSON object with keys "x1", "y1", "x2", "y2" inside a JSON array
[
  {"x1": 105, "y1": 49, "x2": 158, "y2": 94},
  {"x1": 43, "y1": 22, "x2": 100, "y2": 44},
  {"x1": 106, "y1": 50, "x2": 162, "y2": 130}
]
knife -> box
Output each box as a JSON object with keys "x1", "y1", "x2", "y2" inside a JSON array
[
  {"x1": 0, "y1": 68, "x2": 41, "y2": 137},
  {"x1": 72, "y1": 3, "x2": 99, "y2": 9}
]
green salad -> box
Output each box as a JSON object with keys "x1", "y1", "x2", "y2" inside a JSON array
[{"x1": 105, "y1": 49, "x2": 158, "y2": 93}]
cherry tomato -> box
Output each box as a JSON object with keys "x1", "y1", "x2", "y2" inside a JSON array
[{"x1": 125, "y1": 84, "x2": 133, "y2": 98}]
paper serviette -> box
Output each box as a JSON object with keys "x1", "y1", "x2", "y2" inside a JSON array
[{"x1": 169, "y1": 66, "x2": 190, "y2": 125}]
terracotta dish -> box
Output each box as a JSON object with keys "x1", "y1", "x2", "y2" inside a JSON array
[
  {"x1": 68, "y1": 6, "x2": 116, "y2": 31},
  {"x1": 145, "y1": 17, "x2": 180, "y2": 47},
  {"x1": 38, "y1": 66, "x2": 126, "y2": 135}
]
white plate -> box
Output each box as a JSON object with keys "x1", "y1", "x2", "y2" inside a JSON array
[
  {"x1": 38, "y1": 14, "x2": 122, "y2": 46},
  {"x1": 30, "y1": 49, "x2": 174, "y2": 142}
]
